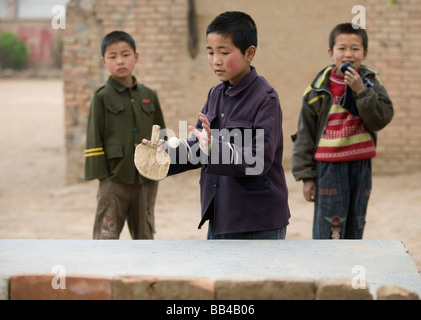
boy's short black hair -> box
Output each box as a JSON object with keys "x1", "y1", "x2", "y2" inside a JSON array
[
  {"x1": 329, "y1": 23, "x2": 368, "y2": 52},
  {"x1": 206, "y1": 11, "x2": 257, "y2": 54},
  {"x1": 101, "y1": 31, "x2": 136, "y2": 57}
]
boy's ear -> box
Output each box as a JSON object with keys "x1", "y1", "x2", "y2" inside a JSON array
[
  {"x1": 246, "y1": 46, "x2": 256, "y2": 63},
  {"x1": 328, "y1": 48, "x2": 333, "y2": 59}
]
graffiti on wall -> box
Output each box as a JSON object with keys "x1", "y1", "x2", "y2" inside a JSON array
[{"x1": 17, "y1": 27, "x2": 55, "y2": 66}]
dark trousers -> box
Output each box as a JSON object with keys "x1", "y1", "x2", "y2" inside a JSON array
[{"x1": 313, "y1": 160, "x2": 372, "y2": 239}]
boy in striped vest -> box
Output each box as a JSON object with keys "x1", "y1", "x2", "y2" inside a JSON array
[{"x1": 291, "y1": 23, "x2": 393, "y2": 239}]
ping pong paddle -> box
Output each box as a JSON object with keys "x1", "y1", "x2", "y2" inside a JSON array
[{"x1": 134, "y1": 125, "x2": 170, "y2": 181}]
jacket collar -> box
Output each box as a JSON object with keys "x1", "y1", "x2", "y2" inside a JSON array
[
  {"x1": 223, "y1": 66, "x2": 258, "y2": 96},
  {"x1": 107, "y1": 75, "x2": 138, "y2": 92}
]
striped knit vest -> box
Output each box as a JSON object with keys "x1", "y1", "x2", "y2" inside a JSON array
[{"x1": 314, "y1": 69, "x2": 376, "y2": 162}]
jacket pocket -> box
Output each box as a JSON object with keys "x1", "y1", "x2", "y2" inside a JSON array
[
  {"x1": 205, "y1": 113, "x2": 216, "y2": 124},
  {"x1": 140, "y1": 100, "x2": 156, "y2": 114},
  {"x1": 106, "y1": 103, "x2": 125, "y2": 115},
  {"x1": 226, "y1": 119, "x2": 253, "y2": 129},
  {"x1": 239, "y1": 176, "x2": 270, "y2": 192},
  {"x1": 224, "y1": 119, "x2": 254, "y2": 146},
  {"x1": 105, "y1": 145, "x2": 123, "y2": 159}
]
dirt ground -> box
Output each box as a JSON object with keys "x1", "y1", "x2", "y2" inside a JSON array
[{"x1": 1, "y1": 79, "x2": 420, "y2": 272}]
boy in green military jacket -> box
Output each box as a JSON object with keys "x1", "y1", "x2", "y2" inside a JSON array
[{"x1": 85, "y1": 31, "x2": 166, "y2": 239}]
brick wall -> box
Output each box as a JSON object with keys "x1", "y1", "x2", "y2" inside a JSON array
[
  {"x1": 365, "y1": 0, "x2": 421, "y2": 174},
  {"x1": 2, "y1": 274, "x2": 419, "y2": 300},
  {"x1": 63, "y1": 0, "x2": 421, "y2": 183}
]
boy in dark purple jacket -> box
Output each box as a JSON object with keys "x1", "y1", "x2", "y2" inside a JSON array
[{"x1": 148, "y1": 11, "x2": 290, "y2": 239}]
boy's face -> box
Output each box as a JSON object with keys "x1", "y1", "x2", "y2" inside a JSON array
[
  {"x1": 206, "y1": 33, "x2": 256, "y2": 85},
  {"x1": 329, "y1": 33, "x2": 367, "y2": 73},
  {"x1": 102, "y1": 41, "x2": 138, "y2": 84}
]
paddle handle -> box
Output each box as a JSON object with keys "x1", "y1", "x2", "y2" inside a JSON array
[{"x1": 150, "y1": 125, "x2": 161, "y2": 147}]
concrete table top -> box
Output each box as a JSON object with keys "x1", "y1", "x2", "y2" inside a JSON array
[{"x1": 1, "y1": 239, "x2": 420, "y2": 297}]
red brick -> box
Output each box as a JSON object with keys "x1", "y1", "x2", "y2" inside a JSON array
[
  {"x1": 215, "y1": 279, "x2": 316, "y2": 300},
  {"x1": 316, "y1": 278, "x2": 373, "y2": 300},
  {"x1": 10, "y1": 274, "x2": 112, "y2": 300},
  {"x1": 113, "y1": 276, "x2": 215, "y2": 300},
  {"x1": 377, "y1": 285, "x2": 420, "y2": 300}
]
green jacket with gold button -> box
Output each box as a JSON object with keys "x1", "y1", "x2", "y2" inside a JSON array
[{"x1": 84, "y1": 75, "x2": 166, "y2": 184}]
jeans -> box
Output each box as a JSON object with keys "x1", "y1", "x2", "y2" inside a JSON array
[
  {"x1": 207, "y1": 219, "x2": 287, "y2": 240},
  {"x1": 313, "y1": 160, "x2": 372, "y2": 239}
]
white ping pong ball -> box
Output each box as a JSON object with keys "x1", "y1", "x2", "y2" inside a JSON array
[{"x1": 168, "y1": 137, "x2": 180, "y2": 148}]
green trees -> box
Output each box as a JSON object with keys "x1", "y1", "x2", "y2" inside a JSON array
[{"x1": 0, "y1": 31, "x2": 28, "y2": 69}]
